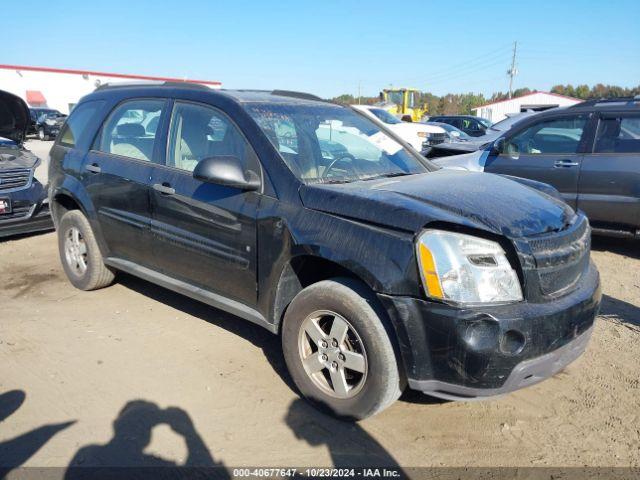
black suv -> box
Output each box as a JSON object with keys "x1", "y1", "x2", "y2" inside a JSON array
[
  {"x1": 48, "y1": 84, "x2": 600, "y2": 419},
  {"x1": 436, "y1": 97, "x2": 640, "y2": 238},
  {"x1": 428, "y1": 115, "x2": 493, "y2": 137}
]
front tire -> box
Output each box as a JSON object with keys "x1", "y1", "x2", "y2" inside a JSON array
[
  {"x1": 58, "y1": 210, "x2": 115, "y2": 291},
  {"x1": 282, "y1": 278, "x2": 404, "y2": 420}
]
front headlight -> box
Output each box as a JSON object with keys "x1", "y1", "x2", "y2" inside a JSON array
[
  {"x1": 45, "y1": 119, "x2": 56, "y2": 126},
  {"x1": 416, "y1": 230, "x2": 523, "y2": 305}
]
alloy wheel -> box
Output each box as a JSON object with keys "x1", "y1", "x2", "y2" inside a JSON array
[
  {"x1": 298, "y1": 310, "x2": 368, "y2": 399},
  {"x1": 64, "y1": 227, "x2": 88, "y2": 276}
]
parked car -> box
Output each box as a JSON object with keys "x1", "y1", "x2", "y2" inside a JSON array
[
  {"x1": 37, "y1": 111, "x2": 67, "y2": 140},
  {"x1": 0, "y1": 91, "x2": 53, "y2": 238},
  {"x1": 434, "y1": 97, "x2": 640, "y2": 238},
  {"x1": 422, "y1": 121, "x2": 473, "y2": 147},
  {"x1": 49, "y1": 84, "x2": 600, "y2": 419},
  {"x1": 425, "y1": 111, "x2": 540, "y2": 158},
  {"x1": 427, "y1": 115, "x2": 493, "y2": 137},
  {"x1": 28, "y1": 107, "x2": 65, "y2": 138},
  {"x1": 351, "y1": 105, "x2": 447, "y2": 150}
]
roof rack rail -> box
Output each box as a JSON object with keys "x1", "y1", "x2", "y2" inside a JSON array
[
  {"x1": 95, "y1": 80, "x2": 212, "y2": 91},
  {"x1": 270, "y1": 90, "x2": 325, "y2": 102},
  {"x1": 570, "y1": 96, "x2": 639, "y2": 107}
]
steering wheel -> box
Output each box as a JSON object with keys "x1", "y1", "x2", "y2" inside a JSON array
[{"x1": 322, "y1": 155, "x2": 354, "y2": 178}]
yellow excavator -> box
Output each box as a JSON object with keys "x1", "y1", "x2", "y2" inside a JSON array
[{"x1": 379, "y1": 88, "x2": 427, "y2": 122}]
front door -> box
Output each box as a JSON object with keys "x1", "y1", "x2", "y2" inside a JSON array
[
  {"x1": 148, "y1": 100, "x2": 261, "y2": 307},
  {"x1": 577, "y1": 112, "x2": 640, "y2": 229},
  {"x1": 484, "y1": 114, "x2": 589, "y2": 209},
  {"x1": 83, "y1": 98, "x2": 168, "y2": 264}
]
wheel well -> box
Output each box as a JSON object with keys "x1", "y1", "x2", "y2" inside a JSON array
[
  {"x1": 51, "y1": 193, "x2": 81, "y2": 226},
  {"x1": 273, "y1": 255, "x2": 365, "y2": 331}
]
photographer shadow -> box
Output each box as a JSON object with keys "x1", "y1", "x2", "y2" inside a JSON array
[
  {"x1": 285, "y1": 398, "x2": 407, "y2": 472},
  {"x1": 64, "y1": 399, "x2": 229, "y2": 479}
]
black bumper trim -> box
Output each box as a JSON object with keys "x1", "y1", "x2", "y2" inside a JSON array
[{"x1": 409, "y1": 326, "x2": 593, "y2": 401}]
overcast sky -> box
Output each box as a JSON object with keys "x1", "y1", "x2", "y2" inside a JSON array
[{"x1": 5, "y1": 0, "x2": 639, "y2": 98}]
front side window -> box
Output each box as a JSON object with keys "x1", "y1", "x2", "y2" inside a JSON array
[
  {"x1": 167, "y1": 101, "x2": 256, "y2": 173},
  {"x1": 96, "y1": 99, "x2": 165, "y2": 162},
  {"x1": 246, "y1": 103, "x2": 432, "y2": 183},
  {"x1": 504, "y1": 116, "x2": 587, "y2": 155},
  {"x1": 58, "y1": 100, "x2": 105, "y2": 148},
  {"x1": 594, "y1": 115, "x2": 640, "y2": 154}
]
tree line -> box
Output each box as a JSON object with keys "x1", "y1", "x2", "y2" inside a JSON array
[{"x1": 331, "y1": 84, "x2": 640, "y2": 116}]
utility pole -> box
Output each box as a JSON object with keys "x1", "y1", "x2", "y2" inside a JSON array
[
  {"x1": 508, "y1": 41, "x2": 518, "y2": 99},
  {"x1": 358, "y1": 81, "x2": 361, "y2": 104}
]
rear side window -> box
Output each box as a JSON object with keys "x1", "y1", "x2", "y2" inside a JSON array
[
  {"x1": 95, "y1": 99, "x2": 165, "y2": 162},
  {"x1": 594, "y1": 115, "x2": 640, "y2": 154},
  {"x1": 58, "y1": 101, "x2": 105, "y2": 148}
]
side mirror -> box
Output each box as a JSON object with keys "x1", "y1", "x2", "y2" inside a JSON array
[
  {"x1": 193, "y1": 156, "x2": 261, "y2": 191},
  {"x1": 492, "y1": 138, "x2": 505, "y2": 155}
]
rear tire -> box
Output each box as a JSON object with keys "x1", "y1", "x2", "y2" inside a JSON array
[
  {"x1": 58, "y1": 210, "x2": 115, "y2": 291},
  {"x1": 282, "y1": 278, "x2": 404, "y2": 420}
]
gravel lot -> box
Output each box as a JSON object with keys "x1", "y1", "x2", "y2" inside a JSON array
[{"x1": 0, "y1": 140, "x2": 638, "y2": 472}]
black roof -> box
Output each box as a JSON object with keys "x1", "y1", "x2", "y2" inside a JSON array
[
  {"x1": 93, "y1": 81, "x2": 329, "y2": 105},
  {"x1": 567, "y1": 96, "x2": 640, "y2": 111}
]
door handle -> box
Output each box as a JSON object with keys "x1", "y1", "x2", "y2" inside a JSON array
[
  {"x1": 554, "y1": 159, "x2": 579, "y2": 168},
  {"x1": 153, "y1": 183, "x2": 175, "y2": 195},
  {"x1": 85, "y1": 163, "x2": 101, "y2": 173}
]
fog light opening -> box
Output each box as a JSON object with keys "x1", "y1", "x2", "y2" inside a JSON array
[{"x1": 500, "y1": 330, "x2": 526, "y2": 355}]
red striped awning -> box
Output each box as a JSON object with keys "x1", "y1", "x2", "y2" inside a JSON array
[{"x1": 26, "y1": 90, "x2": 46, "y2": 105}]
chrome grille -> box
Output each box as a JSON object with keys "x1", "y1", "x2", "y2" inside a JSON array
[
  {"x1": 424, "y1": 132, "x2": 449, "y2": 146},
  {"x1": 0, "y1": 168, "x2": 32, "y2": 192},
  {"x1": 528, "y1": 217, "x2": 590, "y2": 296}
]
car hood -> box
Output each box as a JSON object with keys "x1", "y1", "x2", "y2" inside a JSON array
[
  {"x1": 0, "y1": 144, "x2": 39, "y2": 170},
  {"x1": 392, "y1": 123, "x2": 443, "y2": 135},
  {"x1": 299, "y1": 170, "x2": 575, "y2": 238},
  {"x1": 432, "y1": 150, "x2": 487, "y2": 171},
  {"x1": 0, "y1": 90, "x2": 29, "y2": 144}
]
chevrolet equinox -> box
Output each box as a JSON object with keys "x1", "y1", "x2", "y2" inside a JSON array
[{"x1": 48, "y1": 84, "x2": 601, "y2": 419}]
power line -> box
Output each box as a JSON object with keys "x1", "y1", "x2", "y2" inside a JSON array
[{"x1": 401, "y1": 44, "x2": 512, "y2": 85}]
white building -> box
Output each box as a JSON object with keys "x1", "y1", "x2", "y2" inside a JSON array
[
  {"x1": 0, "y1": 64, "x2": 222, "y2": 114},
  {"x1": 472, "y1": 91, "x2": 581, "y2": 123}
]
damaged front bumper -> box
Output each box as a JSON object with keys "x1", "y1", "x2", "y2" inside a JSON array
[{"x1": 378, "y1": 260, "x2": 601, "y2": 400}]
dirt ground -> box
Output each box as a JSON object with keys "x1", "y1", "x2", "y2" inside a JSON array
[{"x1": 0, "y1": 141, "x2": 638, "y2": 472}]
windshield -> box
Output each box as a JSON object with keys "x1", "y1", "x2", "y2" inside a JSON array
[
  {"x1": 246, "y1": 103, "x2": 433, "y2": 184},
  {"x1": 490, "y1": 113, "x2": 534, "y2": 132},
  {"x1": 478, "y1": 118, "x2": 493, "y2": 128},
  {"x1": 369, "y1": 108, "x2": 401, "y2": 125},
  {"x1": 428, "y1": 122, "x2": 472, "y2": 140}
]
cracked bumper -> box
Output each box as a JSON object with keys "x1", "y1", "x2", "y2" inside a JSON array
[{"x1": 378, "y1": 261, "x2": 601, "y2": 400}]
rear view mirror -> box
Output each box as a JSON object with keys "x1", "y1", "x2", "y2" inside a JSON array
[{"x1": 193, "y1": 156, "x2": 261, "y2": 191}]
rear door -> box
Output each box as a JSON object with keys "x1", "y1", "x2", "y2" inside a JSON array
[
  {"x1": 147, "y1": 99, "x2": 261, "y2": 307},
  {"x1": 82, "y1": 98, "x2": 168, "y2": 264},
  {"x1": 577, "y1": 112, "x2": 640, "y2": 229},
  {"x1": 484, "y1": 113, "x2": 589, "y2": 209}
]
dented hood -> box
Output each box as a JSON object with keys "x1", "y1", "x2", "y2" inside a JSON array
[
  {"x1": 299, "y1": 170, "x2": 575, "y2": 238},
  {"x1": 0, "y1": 90, "x2": 29, "y2": 144}
]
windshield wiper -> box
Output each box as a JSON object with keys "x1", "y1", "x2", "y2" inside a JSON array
[{"x1": 359, "y1": 172, "x2": 412, "y2": 181}]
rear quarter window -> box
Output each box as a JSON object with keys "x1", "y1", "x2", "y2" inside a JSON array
[{"x1": 58, "y1": 100, "x2": 105, "y2": 148}]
